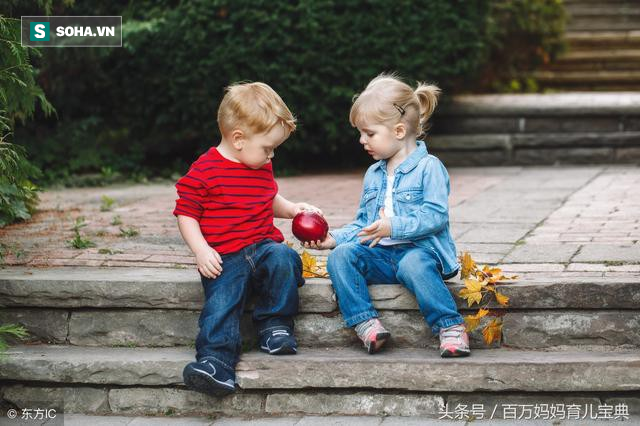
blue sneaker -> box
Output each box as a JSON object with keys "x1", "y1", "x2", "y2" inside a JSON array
[
  {"x1": 259, "y1": 327, "x2": 297, "y2": 355},
  {"x1": 182, "y1": 357, "x2": 236, "y2": 396}
]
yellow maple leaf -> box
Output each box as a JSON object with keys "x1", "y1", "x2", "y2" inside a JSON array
[
  {"x1": 482, "y1": 318, "x2": 502, "y2": 345},
  {"x1": 464, "y1": 308, "x2": 489, "y2": 332},
  {"x1": 459, "y1": 252, "x2": 476, "y2": 279},
  {"x1": 300, "y1": 250, "x2": 329, "y2": 278},
  {"x1": 458, "y1": 278, "x2": 485, "y2": 307},
  {"x1": 494, "y1": 291, "x2": 509, "y2": 306},
  {"x1": 301, "y1": 250, "x2": 318, "y2": 278}
]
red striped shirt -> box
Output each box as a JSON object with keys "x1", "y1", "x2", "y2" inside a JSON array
[{"x1": 173, "y1": 147, "x2": 284, "y2": 254}]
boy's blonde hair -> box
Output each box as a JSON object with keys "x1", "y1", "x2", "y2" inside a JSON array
[
  {"x1": 350, "y1": 73, "x2": 440, "y2": 138},
  {"x1": 217, "y1": 82, "x2": 297, "y2": 137}
]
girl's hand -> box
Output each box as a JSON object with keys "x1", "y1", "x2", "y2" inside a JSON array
[
  {"x1": 357, "y1": 208, "x2": 392, "y2": 248},
  {"x1": 195, "y1": 246, "x2": 223, "y2": 279},
  {"x1": 293, "y1": 202, "x2": 323, "y2": 217},
  {"x1": 303, "y1": 234, "x2": 337, "y2": 250}
]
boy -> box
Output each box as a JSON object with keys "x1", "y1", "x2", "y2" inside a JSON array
[{"x1": 174, "y1": 82, "x2": 320, "y2": 396}]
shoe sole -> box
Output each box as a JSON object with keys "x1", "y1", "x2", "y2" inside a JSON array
[
  {"x1": 260, "y1": 344, "x2": 297, "y2": 355},
  {"x1": 440, "y1": 348, "x2": 471, "y2": 358},
  {"x1": 183, "y1": 366, "x2": 235, "y2": 396},
  {"x1": 367, "y1": 331, "x2": 391, "y2": 354}
]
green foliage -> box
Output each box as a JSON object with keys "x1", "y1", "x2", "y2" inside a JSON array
[
  {"x1": 0, "y1": 323, "x2": 29, "y2": 355},
  {"x1": 0, "y1": 139, "x2": 41, "y2": 226},
  {"x1": 0, "y1": 5, "x2": 57, "y2": 226},
  {"x1": 480, "y1": 0, "x2": 567, "y2": 92},
  {"x1": 119, "y1": 226, "x2": 139, "y2": 238},
  {"x1": 100, "y1": 195, "x2": 115, "y2": 211},
  {"x1": 14, "y1": 0, "x2": 566, "y2": 181},
  {"x1": 67, "y1": 216, "x2": 96, "y2": 248}
]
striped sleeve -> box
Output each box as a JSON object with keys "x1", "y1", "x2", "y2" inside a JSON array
[{"x1": 173, "y1": 167, "x2": 208, "y2": 221}]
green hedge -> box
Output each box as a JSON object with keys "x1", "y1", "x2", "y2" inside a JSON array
[{"x1": 16, "y1": 0, "x2": 564, "y2": 182}]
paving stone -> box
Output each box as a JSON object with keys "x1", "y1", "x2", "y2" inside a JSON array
[
  {"x1": 573, "y1": 244, "x2": 640, "y2": 262},
  {"x1": 295, "y1": 416, "x2": 382, "y2": 426},
  {"x1": 502, "y1": 244, "x2": 581, "y2": 263},
  {"x1": 213, "y1": 418, "x2": 299, "y2": 426}
]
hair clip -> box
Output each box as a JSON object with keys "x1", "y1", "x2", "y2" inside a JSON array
[{"x1": 393, "y1": 103, "x2": 406, "y2": 115}]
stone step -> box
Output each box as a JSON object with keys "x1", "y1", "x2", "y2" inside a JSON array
[
  {"x1": 1, "y1": 268, "x2": 639, "y2": 349},
  {"x1": 1, "y1": 346, "x2": 639, "y2": 419},
  {"x1": 547, "y1": 49, "x2": 640, "y2": 72},
  {"x1": 566, "y1": 31, "x2": 640, "y2": 50},
  {"x1": 566, "y1": 5, "x2": 640, "y2": 18},
  {"x1": 534, "y1": 70, "x2": 640, "y2": 84},
  {"x1": 1, "y1": 345, "x2": 638, "y2": 391},
  {"x1": 0, "y1": 346, "x2": 640, "y2": 425}
]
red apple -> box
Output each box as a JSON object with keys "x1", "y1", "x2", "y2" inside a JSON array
[{"x1": 292, "y1": 211, "x2": 329, "y2": 242}]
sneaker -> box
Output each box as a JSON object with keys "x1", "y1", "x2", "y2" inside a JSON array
[
  {"x1": 439, "y1": 324, "x2": 470, "y2": 358},
  {"x1": 183, "y1": 357, "x2": 236, "y2": 396},
  {"x1": 354, "y1": 318, "x2": 390, "y2": 354},
  {"x1": 259, "y1": 327, "x2": 297, "y2": 355}
]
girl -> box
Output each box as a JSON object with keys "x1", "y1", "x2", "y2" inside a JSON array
[{"x1": 305, "y1": 73, "x2": 469, "y2": 357}]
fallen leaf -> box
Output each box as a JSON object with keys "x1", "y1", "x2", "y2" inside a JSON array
[
  {"x1": 459, "y1": 252, "x2": 476, "y2": 279},
  {"x1": 494, "y1": 291, "x2": 509, "y2": 306},
  {"x1": 458, "y1": 278, "x2": 486, "y2": 307},
  {"x1": 464, "y1": 308, "x2": 490, "y2": 332},
  {"x1": 482, "y1": 318, "x2": 502, "y2": 345}
]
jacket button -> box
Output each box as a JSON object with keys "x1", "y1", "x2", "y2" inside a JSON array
[{"x1": 405, "y1": 194, "x2": 411, "y2": 200}]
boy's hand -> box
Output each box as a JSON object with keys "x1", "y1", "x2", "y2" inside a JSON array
[
  {"x1": 358, "y1": 208, "x2": 392, "y2": 248},
  {"x1": 303, "y1": 234, "x2": 337, "y2": 250},
  {"x1": 293, "y1": 202, "x2": 323, "y2": 217},
  {"x1": 195, "y1": 246, "x2": 223, "y2": 279}
]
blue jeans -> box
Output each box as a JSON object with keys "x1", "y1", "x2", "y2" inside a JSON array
[
  {"x1": 327, "y1": 242, "x2": 464, "y2": 335},
  {"x1": 195, "y1": 239, "x2": 303, "y2": 372}
]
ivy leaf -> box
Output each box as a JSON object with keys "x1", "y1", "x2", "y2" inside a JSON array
[{"x1": 482, "y1": 318, "x2": 502, "y2": 345}]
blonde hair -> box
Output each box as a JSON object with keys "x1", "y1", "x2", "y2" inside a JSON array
[
  {"x1": 217, "y1": 82, "x2": 297, "y2": 137},
  {"x1": 350, "y1": 73, "x2": 440, "y2": 138}
]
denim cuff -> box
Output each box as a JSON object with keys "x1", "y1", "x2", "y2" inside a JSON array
[
  {"x1": 431, "y1": 316, "x2": 465, "y2": 335},
  {"x1": 344, "y1": 310, "x2": 379, "y2": 328}
]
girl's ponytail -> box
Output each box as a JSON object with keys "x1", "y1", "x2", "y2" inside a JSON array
[{"x1": 414, "y1": 83, "x2": 440, "y2": 136}]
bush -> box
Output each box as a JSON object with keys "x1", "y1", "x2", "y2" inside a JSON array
[
  {"x1": 16, "y1": 0, "x2": 565, "y2": 180},
  {"x1": 18, "y1": 0, "x2": 491, "y2": 179},
  {"x1": 0, "y1": 11, "x2": 55, "y2": 226}
]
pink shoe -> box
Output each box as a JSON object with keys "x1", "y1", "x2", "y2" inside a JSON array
[
  {"x1": 354, "y1": 318, "x2": 391, "y2": 354},
  {"x1": 439, "y1": 324, "x2": 470, "y2": 358}
]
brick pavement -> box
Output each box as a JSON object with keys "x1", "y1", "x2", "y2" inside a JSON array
[{"x1": 1, "y1": 166, "x2": 638, "y2": 279}]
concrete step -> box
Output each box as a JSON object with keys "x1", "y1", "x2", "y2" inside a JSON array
[
  {"x1": 533, "y1": 70, "x2": 640, "y2": 84},
  {"x1": 566, "y1": 31, "x2": 640, "y2": 50},
  {"x1": 1, "y1": 267, "x2": 639, "y2": 350},
  {"x1": 546, "y1": 49, "x2": 640, "y2": 72},
  {"x1": 0, "y1": 345, "x2": 638, "y2": 418},
  {"x1": 431, "y1": 93, "x2": 640, "y2": 164}
]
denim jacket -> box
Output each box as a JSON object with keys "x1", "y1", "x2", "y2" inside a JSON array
[{"x1": 329, "y1": 140, "x2": 460, "y2": 276}]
